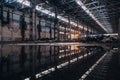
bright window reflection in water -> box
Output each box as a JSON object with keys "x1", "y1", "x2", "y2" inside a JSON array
[
  {"x1": 25, "y1": 51, "x2": 93, "y2": 80},
  {"x1": 0, "y1": 45, "x2": 103, "y2": 80}
]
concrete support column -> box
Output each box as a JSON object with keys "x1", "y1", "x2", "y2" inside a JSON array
[
  {"x1": 29, "y1": 0, "x2": 36, "y2": 41},
  {"x1": 29, "y1": 9, "x2": 33, "y2": 40},
  {"x1": 34, "y1": 0, "x2": 37, "y2": 40},
  {"x1": 33, "y1": 9, "x2": 36, "y2": 40}
]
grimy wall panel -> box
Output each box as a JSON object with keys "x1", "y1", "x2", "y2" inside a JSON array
[
  {"x1": 1, "y1": 6, "x2": 83, "y2": 41},
  {"x1": 2, "y1": 8, "x2": 31, "y2": 41}
]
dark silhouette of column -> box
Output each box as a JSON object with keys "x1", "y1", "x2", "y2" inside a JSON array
[
  {"x1": 54, "y1": 7, "x2": 58, "y2": 41},
  {"x1": 49, "y1": 46, "x2": 52, "y2": 62},
  {"x1": 54, "y1": 46, "x2": 59, "y2": 69},
  {"x1": 29, "y1": 45, "x2": 36, "y2": 80},
  {"x1": 19, "y1": 46, "x2": 26, "y2": 72},
  {"x1": 49, "y1": 23, "x2": 52, "y2": 40},
  {"x1": 20, "y1": 14, "x2": 27, "y2": 41},
  {"x1": 29, "y1": 5, "x2": 34, "y2": 41},
  {"x1": 37, "y1": 46, "x2": 41, "y2": 72},
  {"x1": 37, "y1": 16, "x2": 41, "y2": 40}
]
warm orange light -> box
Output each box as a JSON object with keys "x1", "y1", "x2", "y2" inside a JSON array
[
  {"x1": 74, "y1": 46, "x2": 80, "y2": 51},
  {"x1": 75, "y1": 34, "x2": 80, "y2": 38}
]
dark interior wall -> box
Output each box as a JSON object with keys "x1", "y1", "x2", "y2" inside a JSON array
[
  {"x1": 118, "y1": 18, "x2": 120, "y2": 41},
  {"x1": 111, "y1": 17, "x2": 119, "y2": 33}
]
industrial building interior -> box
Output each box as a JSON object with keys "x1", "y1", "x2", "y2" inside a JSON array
[{"x1": 0, "y1": 0, "x2": 120, "y2": 80}]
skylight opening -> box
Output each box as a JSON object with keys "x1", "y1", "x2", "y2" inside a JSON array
[
  {"x1": 13, "y1": 0, "x2": 91, "y2": 32},
  {"x1": 75, "y1": 0, "x2": 112, "y2": 33}
]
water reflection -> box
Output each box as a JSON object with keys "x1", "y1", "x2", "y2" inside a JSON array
[{"x1": 0, "y1": 45, "x2": 104, "y2": 80}]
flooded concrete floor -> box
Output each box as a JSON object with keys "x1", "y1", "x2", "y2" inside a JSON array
[{"x1": 0, "y1": 45, "x2": 119, "y2": 80}]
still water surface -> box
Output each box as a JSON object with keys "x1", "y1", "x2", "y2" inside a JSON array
[{"x1": 0, "y1": 45, "x2": 105, "y2": 80}]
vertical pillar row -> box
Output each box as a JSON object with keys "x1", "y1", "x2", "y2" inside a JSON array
[
  {"x1": 54, "y1": 7, "x2": 58, "y2": 41},
  {"x1": 29, "y1": 8, "x2": 33, "y2": 40},
  {"x1": 50, "y1": 20, "x2": 52, "y2": 40},
  {"x1": 33, "y1": 9, "x2": 36, "y2": 40}
]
